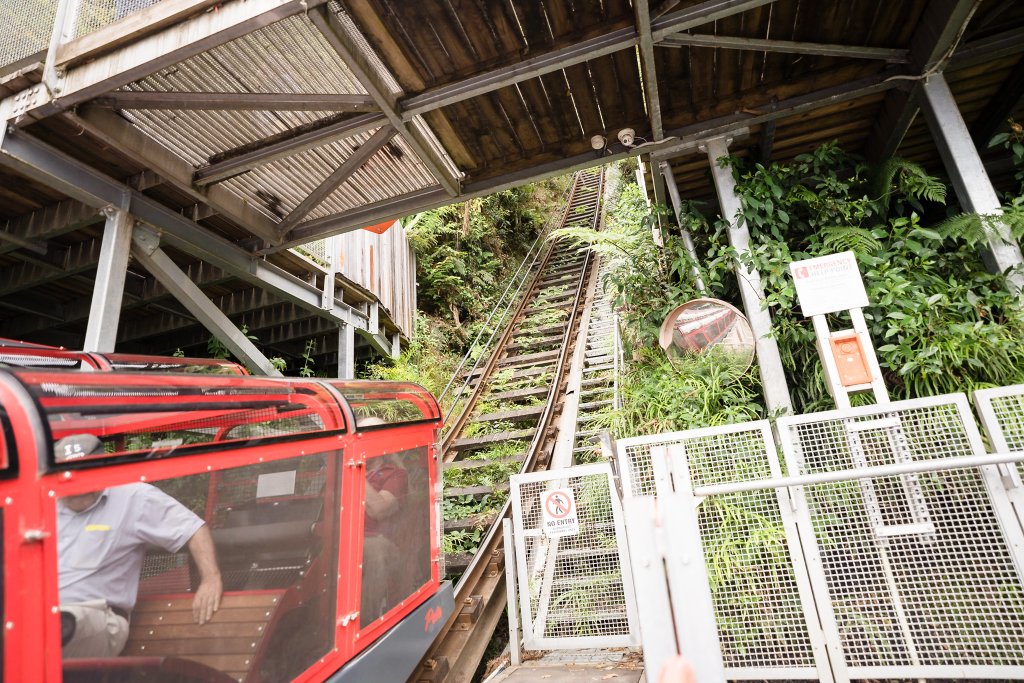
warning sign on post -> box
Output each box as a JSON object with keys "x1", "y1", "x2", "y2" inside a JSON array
[
  {"x1": 789, "y1": 251, "x2": 869, "y2": 317},
  {"x1": 540, "y1": 488, "x2": 579, "y2": 537}
]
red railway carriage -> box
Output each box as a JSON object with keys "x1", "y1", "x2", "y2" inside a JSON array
[
  {"x1": 0, "y1": 369, "x2": 453, "y2": 683},
  {"x1": 0, "y1": 342, "x2": 249, "y2": 375}
]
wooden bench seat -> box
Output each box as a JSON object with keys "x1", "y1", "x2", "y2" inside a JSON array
[{"x1": 122, "y1": 592, "x2": 284, "y2": 682}]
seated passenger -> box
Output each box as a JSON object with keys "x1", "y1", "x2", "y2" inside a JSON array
[
  {"x1": 361, "y1": 450, "x2": 409, "y2": 623},
  {"x1": 55, "y1": 434, "x2": 223, "y2": 658}
]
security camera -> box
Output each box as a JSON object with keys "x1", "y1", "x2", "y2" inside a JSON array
[
  {"x1": 617, "y1": 128, "x2": 636, "y2": 147},
  {"x1": 590, "y1": 134, "x2": 607, "y2": 150}
]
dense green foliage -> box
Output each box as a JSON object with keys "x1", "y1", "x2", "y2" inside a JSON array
[
  {"x1": 567, "y1": 142, "x2": 1024, "y2": 433},
  {"x1": 405, "y1": 183, "x2": 568, "y2": 346}
]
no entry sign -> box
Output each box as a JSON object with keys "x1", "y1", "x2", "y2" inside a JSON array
[{"x1": 540, "y1": 488, "x2": 579, "y2": 537}]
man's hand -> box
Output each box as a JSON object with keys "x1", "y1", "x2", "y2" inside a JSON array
[
  {"x1": 193, "y1": 575, "x2": 223, "y2": 625},
  {"x1": 186, "y1": 525, "x2": 223, "y2": 625}
]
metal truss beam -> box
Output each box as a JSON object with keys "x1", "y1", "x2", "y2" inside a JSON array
[
  {"x1": 281, "y1": 69, "x2": 898, "y2": 248},
  {"x1": 0, "y1": 291, "x2": 66, "y2": 322},
  {"x1": 399, "y1": 0, "x2": 778, "y2": 120},
  {"x1": 131, "y1": 228, "x2": 282, "y2": 376},
  {"x1": 69, "y1": 106, "x2": 281, "y2": 245},
  {"x1": 0, "y1": 129, "x2": 388, "y2": 353},
  {"x1": 92, "y1": 91, "x2": 378, "y2": 112},
  {"x1": 309, "y1": 8, "x2": 460, "y2": 197},
  {"x1": 118, "y1": 287, "x2": 284, "y2": 343},
  {"x1": 1, "y1": 260, "x2": 232, "y2": 339},
  {"x1": 193, "y1": 112, "x2": 387, "y2": 186},
  {"x1": 277, "y1": 125, "x2": 397, "y2": 236},
  {"x1": 867, "y1": 0, "x2": 979, "y2": 161},
  {"x1": 1, "y1": 0, "x2": 327, "y2": 124},
  {"x1": 82, "y1": 208, "x2": 133, "y2": 352},
  {"x1": 0, "y1": 238, "x2": 103, "y2": 298},
  {"x1": 635, "y1": 0, "x2": 664, "y2": 140},
  {"x1": 657, "y1": 33, "x2": 910, "y2": 62},
  {"x1": 0, "y1": 199, "x2": 101, "y2": 256}
]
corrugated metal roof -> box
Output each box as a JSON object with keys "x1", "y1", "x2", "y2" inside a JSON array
[{"x1": 117, "y1": 11, "x2": 439, "y2": 228}]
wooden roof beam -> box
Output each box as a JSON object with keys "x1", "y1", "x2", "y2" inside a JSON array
[
  {"x1": 970, "y1": 54, "x2": 1024, "y2": 147},
  {"x1": 866, "y1": 0, "x2": 980, "y2": 162},
  {"x1": 657, "y1": 34, "x2": 910, "y2": 62},
  {"x1": 92, "y1": 91, "x2": 379, "y2": 112},
  {"x1": 194, "y1": 112, "x2": 387, "y2": 186},
  {"x1": 635, "y1": 0, "x2": 665, "y2": 140},
  {"x1": 309, "y1": 7, "x2": 461, "y2": 197},
  {"x1": 276, "y1": 125, "x2": 397, "y2": 237},
  {"x1": 399, "y1": 0, "x2": 778, "y2": 120}
]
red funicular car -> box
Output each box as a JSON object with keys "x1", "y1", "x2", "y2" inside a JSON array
[
  {"x1": 0, "y1": 341, "x2": 249, "y2": 375},
  {"x1": 0, "y1": 369, "x2": 452, "y2": 683}
]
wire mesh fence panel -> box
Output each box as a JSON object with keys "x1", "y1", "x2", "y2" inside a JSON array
[
  {"x1": 509, "y1": 463, "x2": 639, "y2": 650},
  {"x1": 778, "y1": 394, "x2": 1024, "y2": 680},
  {"x1": 975, "y1": 384, "x2": 1024, "y2": 484},
  {"x1": 69, "y1": 0, "x2": 163, "y2": 40},
  {"x1": 1, "y1": 0, "x2": 56, "y2": 67},
  {"x1": 618, "y1": 423, "x2": 827, "y2": 680}
]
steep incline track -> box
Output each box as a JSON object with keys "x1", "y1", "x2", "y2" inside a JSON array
[{"x1": 414, "y1": 169, "x2": 605, "y2": 683}]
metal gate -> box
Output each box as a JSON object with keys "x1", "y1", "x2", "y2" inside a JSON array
[
  {"x1": 508, "y1": 463, "x2": 640, "y2": 650},
  {"x1": 617, "y1": 422, "x2": 831, "y2": 681},
  {"x1": 618, "y1": 394, "x2": 1024, "y2": 682},
  {"x1": 778, "y1": 394, "x2": 1024, "y2": 681},
  {"x1": 974, "y1": 384, "x2": 1024, "y2": 536}
]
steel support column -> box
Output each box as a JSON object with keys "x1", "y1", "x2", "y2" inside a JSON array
[
  {"x1": 919, "y1": 73, "x2": 1024, "y2": 292},
  {"x1": 338, "y1": 322, "x2": 355, "y2": 379},
  {"x1": 131, "y1": 228, "x2": 282, "y2": 376},
  {"x1": 82, "y1": 207, "x2": 133, "y2": 352},
  {"x1": 660, "y1": 161, "x2": 706, "y2": 292},
  {"x1": 703, "y1": 136, "x2": 793, "y2": 414}
]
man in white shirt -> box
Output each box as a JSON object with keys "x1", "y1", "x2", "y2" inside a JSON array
[{"x1": 56, "y1": 434, "x2": 222, "y2": 658}]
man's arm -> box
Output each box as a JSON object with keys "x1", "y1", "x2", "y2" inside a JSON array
[{"x1": 187, "y1": 525, "x2": 222, "y2": 625}]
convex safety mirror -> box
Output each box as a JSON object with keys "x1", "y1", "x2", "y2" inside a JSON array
[{"x1": 658, "y1": 298, "x2": 756, "y2": 374}]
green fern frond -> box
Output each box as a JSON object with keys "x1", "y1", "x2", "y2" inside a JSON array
[
  {"x1": 869, "y1": 157, "x2": 946, "y2": 216},
  {"x1": 819, "y1": 226, "x2": 882, "y2": 254},
  {"x1": 933, "y1": 213, "x2": 986, "y2": 246}
]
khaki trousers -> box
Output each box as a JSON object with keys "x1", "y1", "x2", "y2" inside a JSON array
[{"x1": 62, "y1": 600, "x2": 130, "y2": 658}]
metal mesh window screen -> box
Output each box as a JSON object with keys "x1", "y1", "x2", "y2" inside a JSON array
[
  {"x1": 619, "y1": 424, "x2": 819, "y2": 675},
  {"x1": 511, "y1": 466, "x2": 637, "y2": 648},
  {"x1": 780, "y1": 397, "x2": 1024, "y2": 674},
  {"x1": 0, "y1": 0, "x2": 56, "y2": 67}
]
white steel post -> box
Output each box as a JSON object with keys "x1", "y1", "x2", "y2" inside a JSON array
[
  {"x1": 502, "y1": 519, "x2": 522, "y2": 667},
  {"x1": 660, "y1": 161, "x2": 707, "y2": 292},
  {"x1": 83, "y1": 207, "x2": 133, "y2": 353},
  {"x1": 703, "y1": 136, "x2": 793, "y2": 414},
  {"x1": 338, "y1": 322, "x2": 355, "y2": 379},
  {"x1": 919, "y1": 73, "x2": 1024, "y2": 293}
]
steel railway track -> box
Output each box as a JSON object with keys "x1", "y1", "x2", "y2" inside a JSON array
[{"x1": 413, "y1": 169, "x2": 606, "y2": 683}]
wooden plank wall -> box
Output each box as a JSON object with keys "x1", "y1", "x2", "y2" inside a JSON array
[{"x1": 336, "y1": 222, "x2": 416, "y2": 337}]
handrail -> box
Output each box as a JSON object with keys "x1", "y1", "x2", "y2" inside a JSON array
[{"x1": 438, "y1": 180, "x2": 575, "y2": 416}]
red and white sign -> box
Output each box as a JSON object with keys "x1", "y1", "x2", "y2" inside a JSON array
[
  {"x1": 789, "y1": 251, "x2": 869, "y2": 317},
  {"x1": 540, "y1": 488, "x2": 579, "y2": 537}
]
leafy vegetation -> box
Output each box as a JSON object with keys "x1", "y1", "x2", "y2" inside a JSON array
[{"x1": 569, "y1": 143, "x2": 1024, "y2": 430}]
